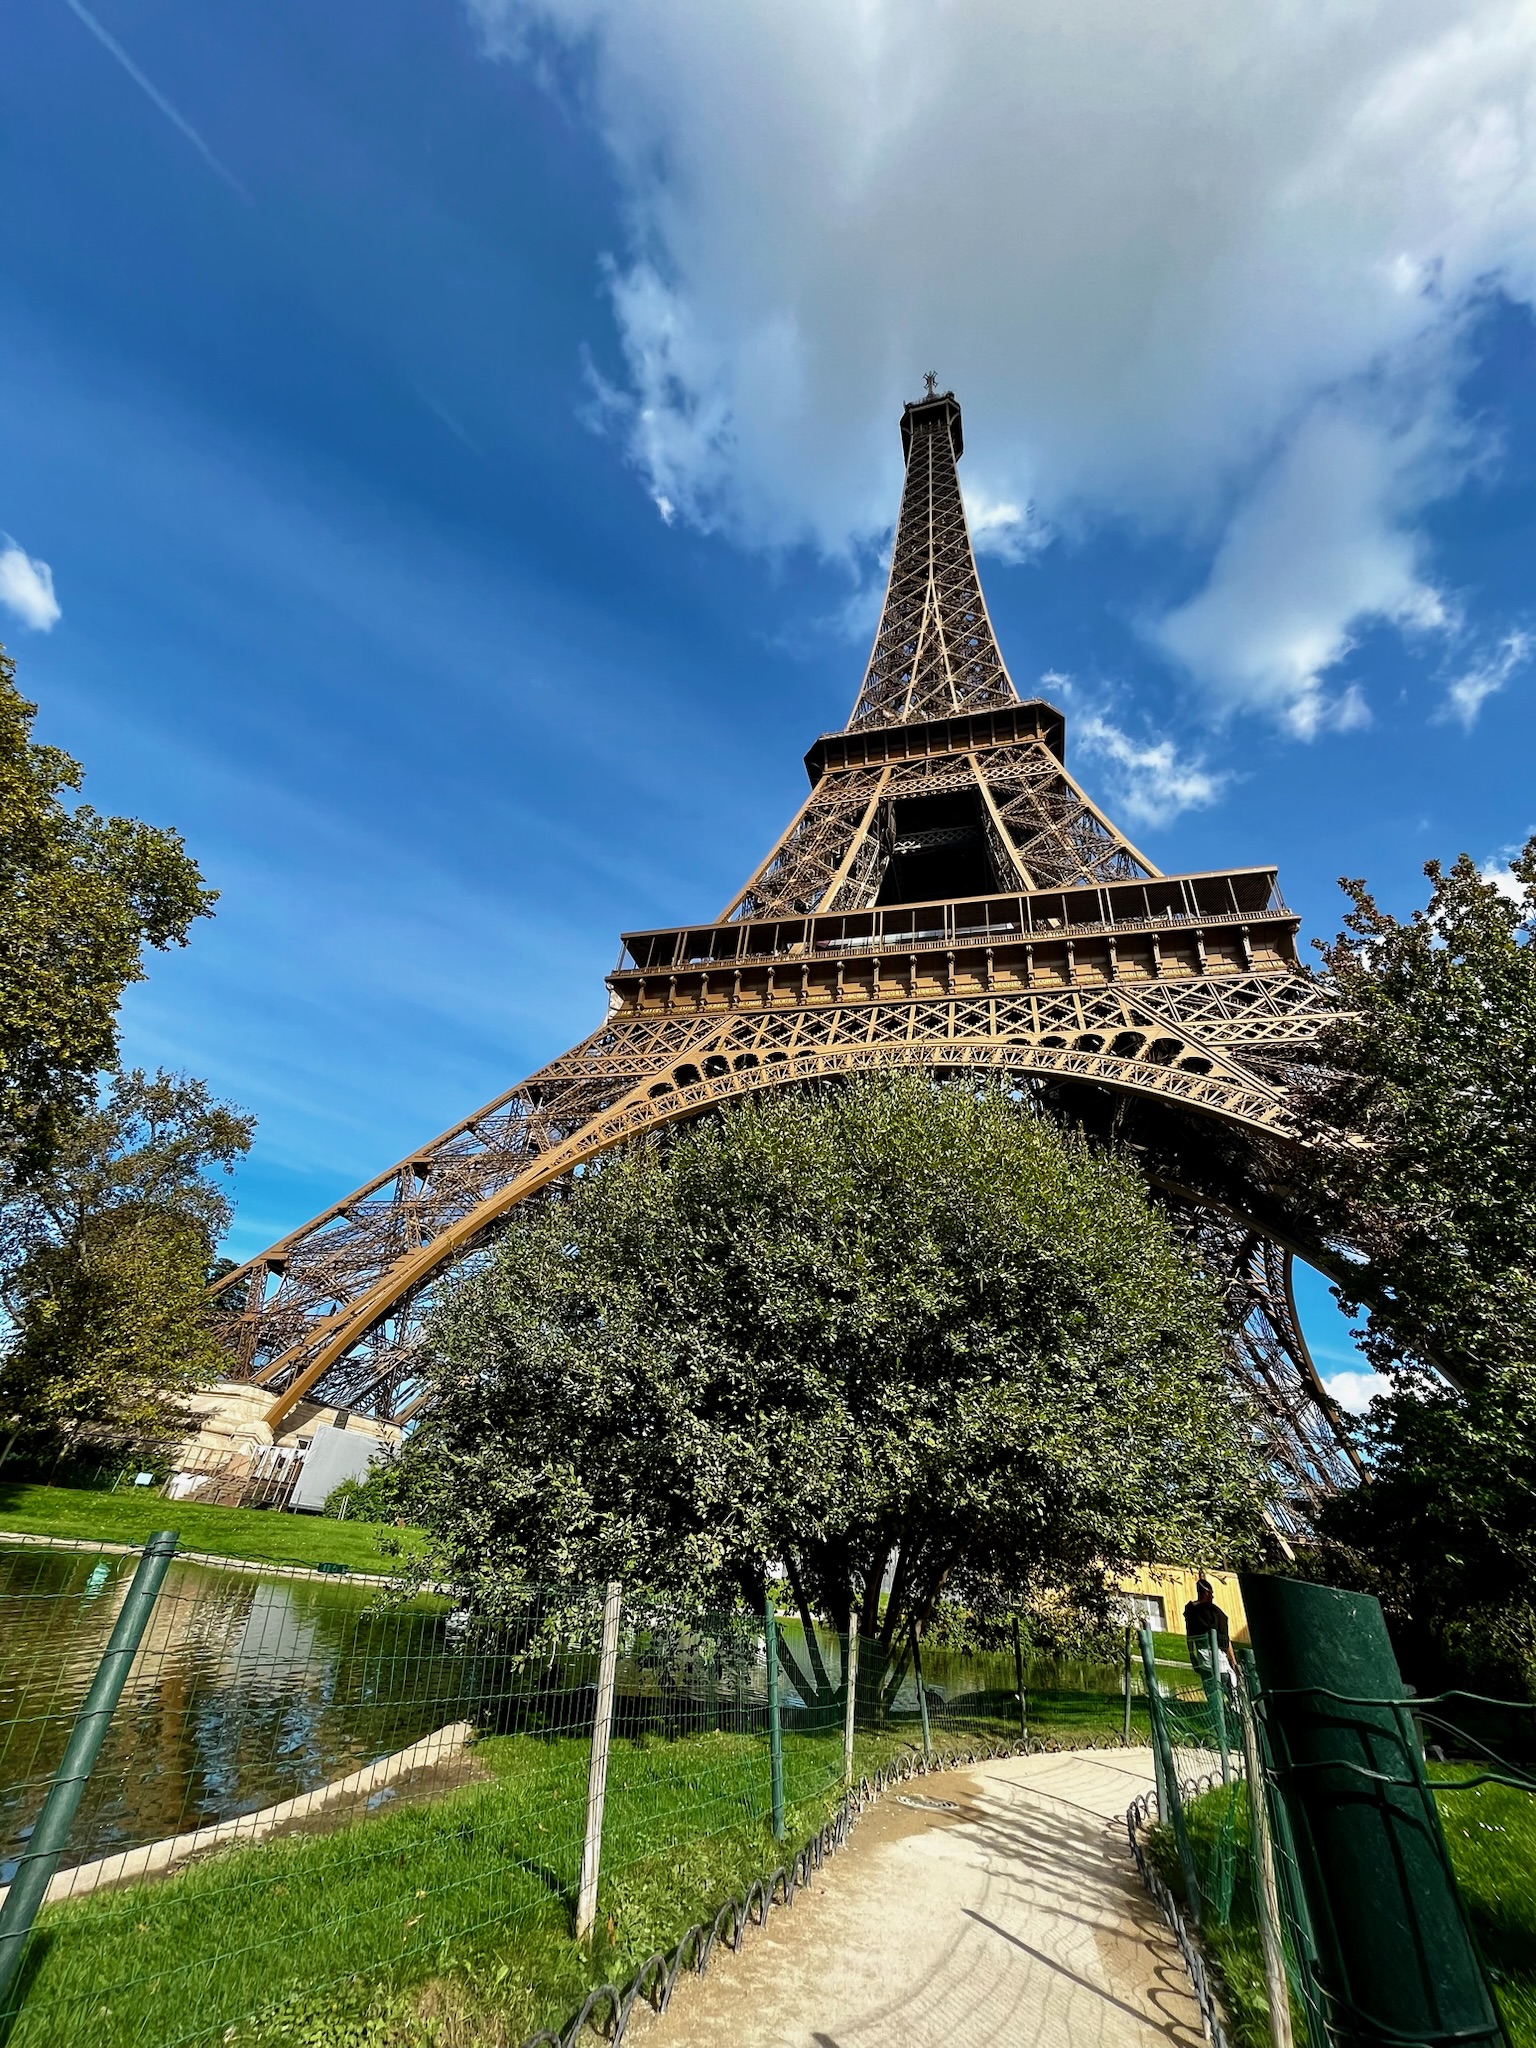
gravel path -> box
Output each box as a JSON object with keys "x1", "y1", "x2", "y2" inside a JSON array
[{"x1": 631, "y1": 1749, "x2": 1204, "y2": 2048}]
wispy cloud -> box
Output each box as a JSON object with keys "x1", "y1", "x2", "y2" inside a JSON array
[
  {"x1": 472, "y1": 0, "x2": 1536, "y2": 735},
  {"x1": 1438, "y1": 630, "x2": 1532, "y2": 728},
  {"x1": 1151, "y1": 401, "x2": 1453, "y2": 736},
  {"x1": 62, "y1": 0, "x2": 251, "y2": 204},
  {"x1": 0, "y1": 539, "x2": 61, "y2": 631},
  {"x1": 1045, "y1": 673, "x2": 1227, "y2": 827}
]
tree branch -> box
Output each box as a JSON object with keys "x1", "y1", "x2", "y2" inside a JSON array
[{"x1": 785, "y1": 1553, "x2": 835, "y2": 1703}]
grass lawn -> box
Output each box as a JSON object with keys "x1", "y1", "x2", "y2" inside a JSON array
[
  {"x1": 1146, "y1": 1774, "x2": 1536, "y2": 2048},
  {"x1": 1024, "y1": 1685, "x2": 1143, "y2": 1750},
  {"x1": 10, "y1": 1723, "x2": 942, "y2": 2047},
  {"x1": 1433, "y1": 1772, "x2": 1536, "y2": 2045},
  {"x1": 0, "y1": 1482, "x2": 425, "y2": 1577}
]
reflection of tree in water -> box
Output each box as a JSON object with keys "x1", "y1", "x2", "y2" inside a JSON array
[{"x1": 0, "y1": 1547, "x2": 468, "y2": 1870}]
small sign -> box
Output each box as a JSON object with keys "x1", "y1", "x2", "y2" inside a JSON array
[
  {"x1": 133, "y1": 1473, "x2": 155, "y2": 1487},
  {"x1": 315, "y1": 1562, "x2": 350, "y2": 1576}
]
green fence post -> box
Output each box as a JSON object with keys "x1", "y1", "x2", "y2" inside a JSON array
[
  {"x1": 1122, "y1": 1624, "x2": 1134, "y2": 1747},
  {"x1": 911, "y1": 1623, "x2": 933, "y2": 1761},
  {"x1": 1139, "y1": 1624, "x2": 1169, "y2": 1814},
  {"x1": 1237, "y1": 1649, "x2": 1297, "y2": 2048},
  {"x1": 843, "y1": 1600, "x2": 859, "y2": 1788},
  {"x1": 764, "y1": 1595, "x2": 785, "y2": 1842},
  {"x1": 0, "y1": 1531, "x2": 179, "y2": 2017},
  {"x1": 1140, "y1": 1622, "x2": 1201, "y2": 1924},
  {"x1": 1240, "y1": 1572, "x2": 1507, "y2": 2048},
  {"x1": 1012, "y1": 1616, "x2": 1029, "y2": 1747}
]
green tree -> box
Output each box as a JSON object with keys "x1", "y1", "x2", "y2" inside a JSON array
[
  {"x1": 417, "y1": 1075, "x2": 1270, "y2": 1699},
  {"x1": 1287, "y1": 844, "x2": 1536, "y2": 1693},
  {"x1": 0, "y1": 1070, "x2": 254, "y2": 1465},
  {"x1": 0, "y1": 646, "x2": 214, "y2": 1185},
  {"x1": 1292, "y1": 840, "x2": 1536, "y2": 1388},
  {"x1": 1310, "y1": 1365, "x2": 1536, "y2": 1695}
]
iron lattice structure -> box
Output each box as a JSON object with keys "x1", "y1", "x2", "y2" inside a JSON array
[{"x1": 213, "y1": 386, "x2": 1356, "y2": 1513}]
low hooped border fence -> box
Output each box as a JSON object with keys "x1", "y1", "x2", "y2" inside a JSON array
[
  {"x1": 1126, "y1": 1777, "x2": 1236, "y2": 2048},
  {"x1": 517, "y1": 1735, "x2": 1155, "y2": 2048}
]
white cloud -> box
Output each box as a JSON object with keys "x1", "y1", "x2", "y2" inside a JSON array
[
  {"x1": 1153, "y1": 403, "x2": 1454, "y2": 733},
  {"x1": 1324, "y1": 1368, "x2": 1386, "y2": 1415},
  {"x1": 472, "y1": 0, "x2": 1536, "y2": 726},
  {"x1": 1048, "y1": 676, "x2": 1228, "y2": 826},
  {"x1": 0, "y1": 540, "x2": 61, "y2": 631},
  {"x1": 1479, "y1": 853, "x2": 1531, "y2": 905},
  {"x1": 963, "y1": 485, "x2": 1048, "y2": 564},
  {"x1": 1439, "y1": 629, "x2": 1533, "y2": 726}
]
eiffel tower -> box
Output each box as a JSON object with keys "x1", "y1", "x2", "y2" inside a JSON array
[{"x1": 213, "y1": 383, "x2": 1356, "y2": 1515}]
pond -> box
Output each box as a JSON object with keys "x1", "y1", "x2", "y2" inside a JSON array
[
  {"x1": 0, "y1": 1542, "x2": 1135, "y2": 1886},
  {"x1": 0, "y1": 1543, "x2": 462, "y2": 1881}
]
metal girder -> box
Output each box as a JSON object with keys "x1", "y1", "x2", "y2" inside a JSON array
[{"x1": 210, "y1": 382, "x2": 1356, "y2": 1519}]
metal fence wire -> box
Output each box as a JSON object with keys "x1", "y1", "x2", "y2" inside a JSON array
[
  {"x1": 1132, "y1": 1625, "x2": 1305, "y2": 2048},
  {"x1": 0, "y1": 1536, "x2": 1143, "y2": 2048},
  {"x1": 1133, "y1": 1619, "x2": 1536, "y2": 2048},
  {"x1": 1248, "y1": 1676, "x2": 1536, "y2": 2048}
]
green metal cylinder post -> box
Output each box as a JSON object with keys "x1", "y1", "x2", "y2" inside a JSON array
[
  {"x1": 1122, "y1": 1625, "x2": 1134, "y2": 1747},
  {"x1": 1204, "y1": 1628, "x2": 1232, "y2": 1785},
  {"x1": 1241, "y1": 1572, "x2": 1507, "y2": 2048},
  {"x1": 0, "y1": 1531, "x2": 179, "y2": 2016},
  {"x1": 1139, "y1": 1624, "x2": 1170, "y2": 1816},
  {"x1": 912, "y1": 1624, "x2": 933, "y2": 1760},
  {"x1": 764, "y1": 1596, "x2": 785, "y2": 1842}
]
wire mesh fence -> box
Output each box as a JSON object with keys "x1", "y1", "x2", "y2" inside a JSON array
[
  {"x1": 0, "y1": 1535, "x2": 1149, "y2": 2048},
  {"x1": 1251, "y1": 1678, "x2": 1536, "y2": 2048},
  {"x1": 1132, "y1": 1618, "x2": 1536, "y2": 2048}
]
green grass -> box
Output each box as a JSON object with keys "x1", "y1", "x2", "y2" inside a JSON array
[
  {"x1": 1433, "y1": 1773, "x2": 1536, "y2": 2045},
  {"x1": 1146, "y1": 1774, "x2": 1536, "y2": 2048},
  {"x1": 0, "y1": 1482, "x2": 425, "y2": 1577},
  {"x1": 1024, "y1": 1686, "x2": 1144, "y2": 1749},
  {"x1": 1151, "y1": 1628, "x2": 1195, "y2": 1664},
  {"x1": 7, "y1": 1682, "x2": 1134, "y2": 2048},
  {"x1": 10, "y1": 1724, "x2": 922, "y2": 2048},
  {"x1": 1143, "y1": 1783, "x2": 1274, "y2": 2048}
]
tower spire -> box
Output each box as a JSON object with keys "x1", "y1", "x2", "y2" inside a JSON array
[{"x1": 847, "y1": 384, "x2": 1020, "y2": 729}]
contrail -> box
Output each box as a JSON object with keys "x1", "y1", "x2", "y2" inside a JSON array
[{"x1": 63, "y1": 0, "x2": 253, "y2": 205}]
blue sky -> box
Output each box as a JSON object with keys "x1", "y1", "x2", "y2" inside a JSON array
[{"x1": 4, "y1": 0, "x2": 1535, "y2": 1409}]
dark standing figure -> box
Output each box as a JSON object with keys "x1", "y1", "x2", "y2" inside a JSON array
[{"x1": 1185, "y1": 1577, "x2": 1236, "y2": 1675}]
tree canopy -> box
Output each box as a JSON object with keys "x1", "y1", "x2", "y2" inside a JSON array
[
  {"x1": 1292, "y1": 840, "x2": 1536, "y2": 1388},
  {"x1": 1287, "y1": 843, "x2": 1536, "y2": 1693},
  {"x1": 1311, "y1": 1362, "x2": 1536, "y2": 1695},
  {"x1": 0, "y1": 646, "x2": 215, "y2": 1185},
  {"x1": 415, "y1": 1075, "x2": 1270, "y2": 1679},
  {"x1": 0, "y1": 1069, "x2": 253, "y2": 1465}
]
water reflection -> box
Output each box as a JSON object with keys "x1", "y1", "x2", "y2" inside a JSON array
[
  {"x1": 0, "y1": 1546, "x2": 1131, "y2": 1886},
  {"x1": 0, "y1": 1545, "x2": 458, "y2": 1880}
]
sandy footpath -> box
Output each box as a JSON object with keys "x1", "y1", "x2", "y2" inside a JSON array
[{"x1": 629, "y1": 1748, "x2": 1203, "y2": 2048}]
